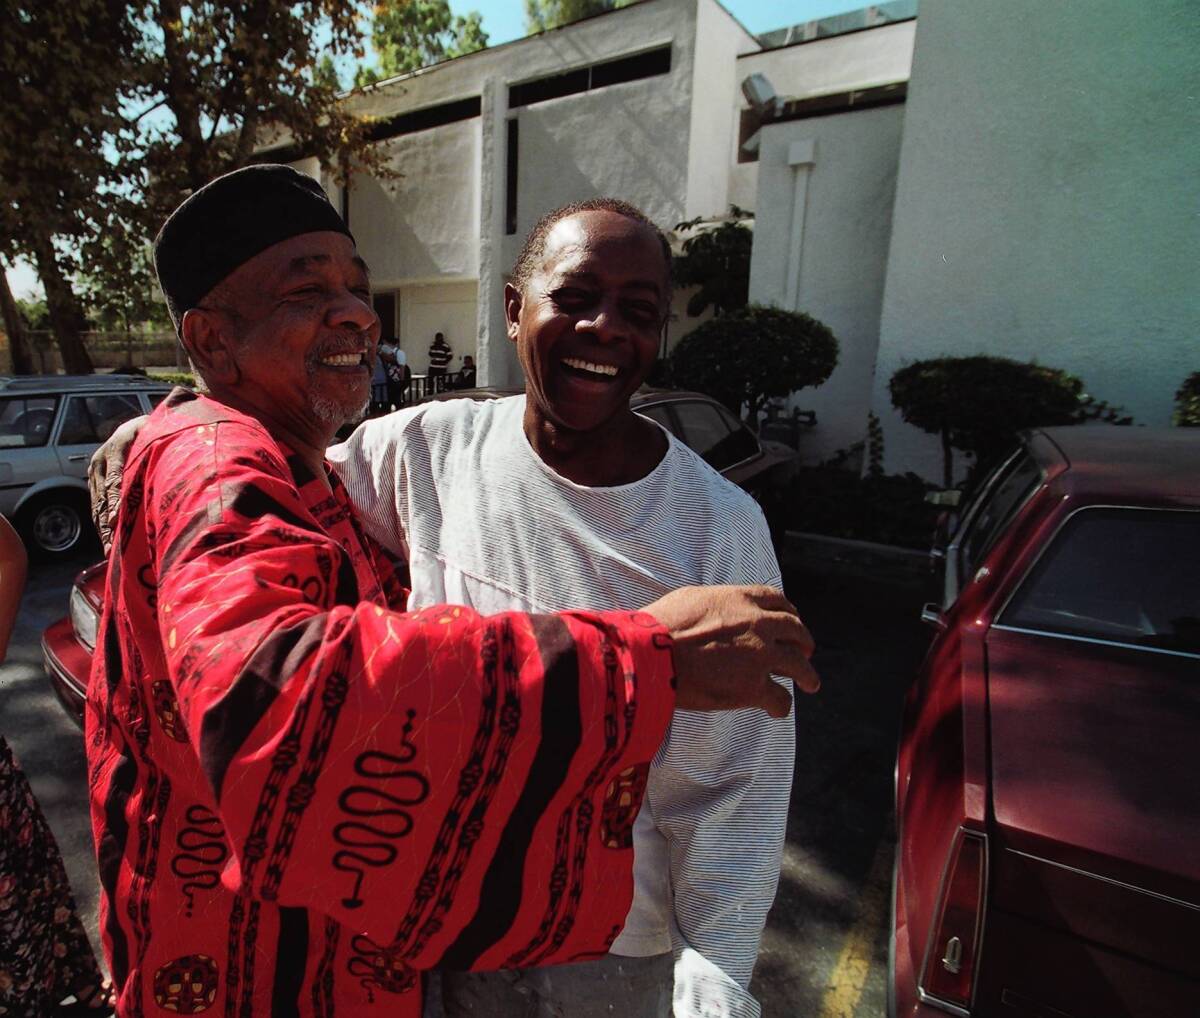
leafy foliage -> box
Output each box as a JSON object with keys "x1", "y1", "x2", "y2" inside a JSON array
[
  {"x1": 889, "y1": 355, "x2": 1132, "y2": 486},
  {"x1": 1175, "y1": 372, "x2": 1200, "y2": 427},
  {"x1": 2, "y1": 1, "x2": 435, "y2": 372},
  {"x1": 354, "y1": 0, "x2": 488, "y2": 86},
  {"x1": 672, "y1": 207, "x2": 753, "y2": 318},
  {"x1": 524, "y1": 0, "x2": 630, "y2": 33},
  {"x1": 0, "y1": 2, "x2": 138, "y2": 371},
  {"x1": 667, "y1": 304, "x2": 838, "y2": 428}
]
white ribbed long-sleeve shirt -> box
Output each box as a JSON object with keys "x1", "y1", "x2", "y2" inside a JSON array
[{"x1": 328, "y1": 396, "x2": 795, "y2": 1018}]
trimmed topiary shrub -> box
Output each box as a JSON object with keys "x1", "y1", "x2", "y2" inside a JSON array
[
  {"x1": 667, "y1": 304, "x2": 838, "y2": 428},
  {"x1": 889, "y1": 355, "x2": 1130, "y2": 487},
  {"x1": 1174, "y1": 372, "x2": 1200, "y2": 427}
]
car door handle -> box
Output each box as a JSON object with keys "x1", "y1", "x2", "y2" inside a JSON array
[{"x1": 67, "y1": 454, "x2": 89, "y2": 462}]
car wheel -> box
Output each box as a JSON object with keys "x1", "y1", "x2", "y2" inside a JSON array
[{"x1": 17, "y1": 491, "x2": 94, "y2": 561}]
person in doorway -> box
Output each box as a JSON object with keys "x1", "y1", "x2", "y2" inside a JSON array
[
  {"x1": 0, "y1": 515, "x2": 113, "y2": 1016},
  {"x1": 427, "y1": 332, "x2": 452, "y2": 391},
  {"x1": 85, "y1": 166, "x2": 816, "y2": 1017},
  {"x1": 331, "y1": 198, "x2": 803, "y2": 1018}
]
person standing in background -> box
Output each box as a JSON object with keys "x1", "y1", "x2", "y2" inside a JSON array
[
  {"x1": 381, "y1": 338, "x2": 409, "y2": 408},
  {"x1": 427, "y1": 332, "x2": 452, "y2": 390},
  {"x1": 0, "y1": 515, "x2": 113, "y2": 1015}
]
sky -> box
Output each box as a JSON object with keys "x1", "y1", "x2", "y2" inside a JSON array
[{"x1": 4, "y1": 0, "x2": 861, "y2": 302}]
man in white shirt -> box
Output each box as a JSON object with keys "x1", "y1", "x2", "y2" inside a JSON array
[{"x1": 328, "y1": 198, "x2": 805, "y2": 1018}]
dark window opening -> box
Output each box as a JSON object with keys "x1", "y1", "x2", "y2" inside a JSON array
[
  {"x1": 505, "y1": 118, "x2": 519, "y2": 236},
  {"x1": 364, "y1": 96, "x2": 482, "y2": 143},
  {"x1": 508, "y1": 45, "x2": 672, "y2": 109}
]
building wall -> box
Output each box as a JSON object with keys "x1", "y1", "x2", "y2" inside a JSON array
[
  {"x1": 748, "y1": 103, "x2": 905, "y2": 461},
  {"x1": 684, "y1": 0, "x2": 760, "y2": 220},
  {"x1": 871, "y1": 0, "x2": 1200, "y2": 480},
  {"x1": 729, "y1": 20, "x2": 915, "y2": 209},
  {"x1": 398, "y1": 281, "x2": 479, "y2": 375},
  {"x1": 348, "y1": 120, "x2": 480, "y2": 287}
]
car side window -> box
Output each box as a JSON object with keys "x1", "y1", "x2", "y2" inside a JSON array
[
  {"x1": 713, "y1": 405, "x2": 761, "y2": 465},
  {"x1": 146, "y1": 391, "x2": 169, "y2": 410},
  {"x1": 958, "y1": 451, "x2": 1042, "y2": 580},
  {"x1": 637, "y1": 403, "x2": 679, "y2": 438},
  {"x1": 1000, "y1": 508, "x2": 1200, "y2": 655},
  {"x1": 0, "y1": 396, "x2": 59, "y2": 449},
  {"x1": 58, "y1": 394, "x2": 145, "y2": 445},
  {"x1": 673, "y1": 401, "x2": 755, "y2": 471}
]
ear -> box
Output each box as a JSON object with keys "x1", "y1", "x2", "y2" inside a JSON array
[
  {"x1": 503, "y1": 283, "x2": 523, "y2": 342},
  {"x1": 180, "y1": 308, "x2": 240, "y2": 387}
]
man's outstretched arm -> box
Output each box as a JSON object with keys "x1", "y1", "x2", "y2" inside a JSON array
[{"x1": 107, "y1": 421, "x2": 814, "y2": 973}]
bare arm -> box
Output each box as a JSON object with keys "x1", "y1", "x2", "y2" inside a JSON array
[{"x1": 0, "y1": 515, "x2": 27, "y2": 661}]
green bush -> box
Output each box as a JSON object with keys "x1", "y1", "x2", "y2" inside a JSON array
[
  {"x1": 889, "y1": 355, "x2": 1130, "y2": 486},
  {"x1": 1174, "y1": 372, "x2": 1200, "y2": 427},
  {"x1": 667, "y1": 304, "x2": 838, "y2": 428}
]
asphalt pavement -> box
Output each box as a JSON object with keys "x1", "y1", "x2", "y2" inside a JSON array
[{"x1": 0, "y1": 541, "x2": 930, "y2": 1016}]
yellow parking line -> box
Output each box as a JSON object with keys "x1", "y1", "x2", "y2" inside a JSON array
[{"x1": 817, "y1": 839, "x2": 892, "y2": 1018}]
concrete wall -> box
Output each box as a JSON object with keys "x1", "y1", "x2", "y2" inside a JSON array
[
  {"x1": 729, "y1": 20, "x2": 914, "y2": 209},
  {"x1": 348, "y1": 121, "x2": 480, "y2": 287},
  {"x1": 749, "y1": 103, "x2": 905, "y2": 461},
  {"x1": 871, "y1": 0, "x2": 1200, "y2": 480},
  {"x1": 684, "y1": 0, "x2": 760, "y2": 220}
]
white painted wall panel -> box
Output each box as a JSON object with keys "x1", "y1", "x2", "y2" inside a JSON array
[
  {"x1": 871, "y1": 0, "x2": 1200, "y2": 480},
  {"x1": 749, "y1": 104, "x2": 905, "y2": 461}
]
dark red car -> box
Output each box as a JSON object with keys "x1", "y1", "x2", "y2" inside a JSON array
[{"x1": 892, "y1": 427, "x2": 1200, "y2": 1016}]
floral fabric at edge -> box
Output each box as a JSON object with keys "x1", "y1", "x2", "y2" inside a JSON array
[{"x1": 0, "y1": 735, "x2": 106, "y2": 1017}]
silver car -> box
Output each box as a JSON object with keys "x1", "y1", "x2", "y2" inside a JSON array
[{"x1": 0, "y1": 374, "x2": 172, "y2": 558}]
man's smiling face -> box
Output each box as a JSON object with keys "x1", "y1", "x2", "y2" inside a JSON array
[
  {"x1": 198, "y1": 231, "x2": 380, "y2": 442},
  {"x1": 506, "y1": 210, "x2": 668, "y2": 436}
]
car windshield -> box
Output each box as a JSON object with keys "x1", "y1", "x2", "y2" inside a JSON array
[
  {"x1": 1000, "y1": 507, "x2": 1200, "y2": 655},
  {"x1": 0, "y1": 395, "x2": 59, "y2": 449}
]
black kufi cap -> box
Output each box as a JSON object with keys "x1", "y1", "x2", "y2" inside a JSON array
[{"x1": 154, "y1": 163, "x2": 353, "y2": 329}]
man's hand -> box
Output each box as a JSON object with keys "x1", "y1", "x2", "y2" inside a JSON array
[
  {"x1": 89, "y1": 414, "x2": 148, "y2": 554},
  {"x1": 643, "y1": 585, "x2": 818, "y2": 719}
]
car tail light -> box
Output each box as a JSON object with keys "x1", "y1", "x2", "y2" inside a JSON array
[
  {"x1": 920, "y1": 828, "x2": 987, "y2": 1013},
  {"x1": 69, "y1": 584, "x2": 99, "y2": 652}
]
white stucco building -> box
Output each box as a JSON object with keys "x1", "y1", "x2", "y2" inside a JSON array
[
  {"x1": 277, "y1": 0, "x2": 916, "y2": 397},
  {"x1": 278, "y1": 0, "x2": 1193, "y2": 479}
]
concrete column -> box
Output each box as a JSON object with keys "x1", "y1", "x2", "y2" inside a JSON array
[
  {"x1": 784, "y1": 138, "x2": 817, "y2": 310},
  {"x1": 475, "y1": 78, "x2": 506, "y2": 387}
]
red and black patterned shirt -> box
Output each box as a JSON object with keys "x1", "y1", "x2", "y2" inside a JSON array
[{"x1": 86, "y1": 390, "x2": 675, "y2": 1016}]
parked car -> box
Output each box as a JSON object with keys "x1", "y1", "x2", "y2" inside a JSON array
[
  {"x1": 891, "y1": 426, "x2": 1200, "y2": 1017},
  {"x1": 0, "y1": 374, "x2": 172, "y2": 559},
  {"x1": 43, "y1": 387, "x2": 796, "y2": 725}
]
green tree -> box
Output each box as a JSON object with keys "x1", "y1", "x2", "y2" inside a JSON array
[
  {"x1": 1174, "y1": 372, "x2": 1200, "y2": 427},
  {"x1": 888, "y1": 355, "x2": 1131, "y2": 487},
  {"x1": 0, "y1": 269, "x2": 36, "y2": 374},
  {"x1": 525, "y1": 0, "x2": 628, "y2": 33},
  {"x1": 667, "y1": 305, "x2": 838, "y2": 428},
  {"x1": 672, "y1": 207, "x2": 753, "y2": 318},
  {"x1": 355, "y1": 0, "x2": 488, "y2": 86},
  {"x1": 0, "y1": 2, "x2": 137, "y2": 372}
]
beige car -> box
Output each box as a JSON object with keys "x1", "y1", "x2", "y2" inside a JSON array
[{"x1": 0, "y1": 374, "x2": 172, "y2": 559}]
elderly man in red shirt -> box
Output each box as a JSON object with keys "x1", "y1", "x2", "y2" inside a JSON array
[{"x1": 86, "y1": 164, "x2": 815, "y2": 1017}]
